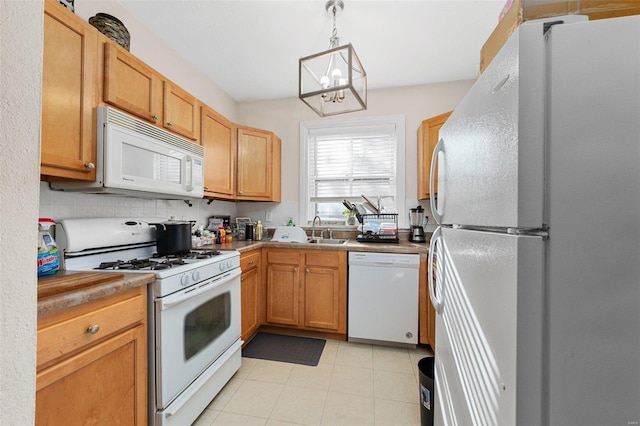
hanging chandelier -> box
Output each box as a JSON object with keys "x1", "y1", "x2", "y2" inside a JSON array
[{"x1": 298, "y1": 0, "x2": 367, "y2": 117}]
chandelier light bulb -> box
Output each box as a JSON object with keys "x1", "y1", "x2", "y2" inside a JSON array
[
  {"x1": 331, "y1": 68, "x2": 342, "y2": 79},
  {"x1": 320, "y1": 76, "x2": 331, "y2": 89}
]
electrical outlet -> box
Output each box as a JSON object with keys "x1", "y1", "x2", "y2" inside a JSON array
[{"x1": 265, "y1": 211, "x2": 273, "y2": 222}]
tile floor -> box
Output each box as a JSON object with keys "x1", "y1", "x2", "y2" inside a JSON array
[{"x1": 192, "y1": 339, "x2": 434, "y2": 426}]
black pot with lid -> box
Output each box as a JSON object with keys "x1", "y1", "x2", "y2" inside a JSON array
[{"x1": 151, "y1": 219, "x2": 194, "y2": 255}]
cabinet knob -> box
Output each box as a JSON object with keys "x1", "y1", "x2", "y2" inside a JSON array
[
  {"x1": 167, "y1": 121, "x2": 173, "y2": 127},
  {"x1": 248, "y1": 260, "x2": 254, "y2": 265},
  {"x1": 84, "y1": 162, "x2": 95, "y2": 170},
  {"x1": 151, "y1": 114, "x2": 159, "y2": 121},
  {"x1": 238, "y1": 191, "x2": 244, "y2": 195},
  {"x1": 87, "y1": 324, "x2": 100, "y2": 335},
  {"x1": 203, "y1": 186, "x2": 209, "y2": 191},
  {"x1": 306, "y1": 268, "x2": 309, "y2": 273},
  {"x1": 294, "y1": 267, "x2": 298, "y2": 272}
]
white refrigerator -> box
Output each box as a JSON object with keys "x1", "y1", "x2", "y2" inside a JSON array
[{"x1": 428, "y1": 15, "x2": 640, "y2": 426}]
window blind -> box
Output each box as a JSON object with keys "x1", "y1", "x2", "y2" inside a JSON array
[{"x1": 307, "y1": 125, "x2": 397, "y2": 203}]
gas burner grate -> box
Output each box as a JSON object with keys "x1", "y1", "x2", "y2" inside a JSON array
[
  {"x1": 94, "y1": 258, "x2": 189, "y2": 271},
  {"x1": 95, "y1": 258, "x2": 157, "y2": 270}
]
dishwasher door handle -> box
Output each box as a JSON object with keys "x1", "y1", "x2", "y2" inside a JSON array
[{"x1": 373, "y1": 261, "x2": 395, "y2": 266}]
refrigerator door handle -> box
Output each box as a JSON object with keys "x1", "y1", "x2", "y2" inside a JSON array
[
  {"x1": 430, "y1": 139, "x2": 445, "y2": 224},
  {"x1": 428, "y1": 226, "x2": 444, "y2": 313}
]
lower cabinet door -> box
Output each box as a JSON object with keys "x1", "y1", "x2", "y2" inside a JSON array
[
  {"x1": 241, "y1": 266, "x2": 260, "y2": 341},
  {"x1": 36, "y1": 324, "x2": 147, "y2": 426},
  {"x1": 304, "y1": 266, "x2": 340, "y2": 331},
  {"x1": 266, "y1": 263, "x2": 300, "y2": 326}
]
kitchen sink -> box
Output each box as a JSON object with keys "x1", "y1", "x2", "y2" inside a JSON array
[{"x1": 306, "y1": 238, "x2": 349, "y2": 245}]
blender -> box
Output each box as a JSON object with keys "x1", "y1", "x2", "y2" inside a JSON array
[{"x1": 409, "y1": 206, "x2": 427, "y2": 243}]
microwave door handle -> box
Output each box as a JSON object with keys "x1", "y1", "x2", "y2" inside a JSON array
[{"x1": 184, "y1": 155, "x2": 193, "y2": 192}]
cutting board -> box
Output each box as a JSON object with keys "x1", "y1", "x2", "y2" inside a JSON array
[{"x1": 38, "y1": 271, "x2": 125, "y2": 299}]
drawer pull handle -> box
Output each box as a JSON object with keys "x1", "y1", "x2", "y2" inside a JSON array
[{"x1": 87, "y1": 324, "x2": 100, "y2": 335}]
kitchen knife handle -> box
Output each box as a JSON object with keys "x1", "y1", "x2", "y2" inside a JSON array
[
  {"x1": 428, "y1": 226, "x2": 444, "y2": 314},
  {"x1": 430, "y1": 139, "x2": 445, "y2": 225}
]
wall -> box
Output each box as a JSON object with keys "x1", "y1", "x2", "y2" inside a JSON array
[
  {"x1": 236, "y1": 80, "x2": 474, "y2": 229},
  {"x1": 0, "y1": 0, "x2": 42, "y2": 423},
  {"x1": 39, "y1": 183, "x2": 236, "y2": 227}
]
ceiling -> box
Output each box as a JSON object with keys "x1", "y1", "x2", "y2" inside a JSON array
[{"x1": 115, "y1": 0, "x2": 506, "y2": 103}]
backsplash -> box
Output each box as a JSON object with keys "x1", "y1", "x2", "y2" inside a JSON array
[
  {"x1": 39, "y1": 183, "x2": 437, "y2": 232},
  {"x1": 38, "y1": 183, "x2": 235, "y2": 227}
]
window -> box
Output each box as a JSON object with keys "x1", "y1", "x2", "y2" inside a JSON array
[{"x1": 300, "y1": 116, "x2": 405, "y2": 226}]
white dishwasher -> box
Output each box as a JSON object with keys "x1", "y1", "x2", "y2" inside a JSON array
[{"x1": 348, "y1": 252, "x2": 420, "y2": 346}]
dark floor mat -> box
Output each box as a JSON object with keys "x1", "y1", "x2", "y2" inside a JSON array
[{"x1": 242, "y1": 333, "x2": 326, "y2": 366}]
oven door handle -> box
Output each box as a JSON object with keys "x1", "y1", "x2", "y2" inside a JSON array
[{"x1": 160, "y1": 268, "x2": 241, "y2": 310}]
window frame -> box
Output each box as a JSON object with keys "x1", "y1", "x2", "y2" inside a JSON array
[{"x1": 299, "y1": 115, "x2": 406, "y2": 227}]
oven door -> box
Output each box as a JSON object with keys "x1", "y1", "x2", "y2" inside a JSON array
[{"x1": 155, "y1": 268, "x2": 241, "y2": 409}]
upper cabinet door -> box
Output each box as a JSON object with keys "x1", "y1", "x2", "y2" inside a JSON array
[
  {"x1": 103, "y1": 43, "x2": 162, "y2": 124},
  {"x1": 41, "y1": 0, "x2": 97, "y2": 180},
  {"x1": 236, "y1": 126, "x2": 274, "y2": 200},
  {"x1": 201, "y1": 105, "x2": 235, "y2": 198},
  {"x1": 163, "y1": 81, "x2": 199, "y2": 140},
  {"x1": 417, "y1": 111, "x2": 451, "y2": 200}
]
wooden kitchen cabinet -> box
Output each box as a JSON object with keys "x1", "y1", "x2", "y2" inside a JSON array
[
  {"x1": 201, "y1": 105, "x2": 236, "y2": 199},
  {"x1": 417, "y1": 111, "x2": 452, "y2": 200},
  {"x1": 163, "y1": 81, "x2": 199, "y2": 140},
  {"x1": 419, "y1": 254, "x2": 436, "y2": 349},
  {"x1": 103, "y1": 42, "x2": 199, "y2": 141},
  {"x1": 303, "y1": 251, "x2": 346, "y2": 333},
  {"x1": 36, "y1": 286, "x2": 147, "y2": 425},
  {"x1": 41, "y1": 0, "x2": 98, "y2": 180},
  {"x1": 264, "y1": 249, "x2": 346, "y2": 334},
  {"x1": 240, "y1": 249, "x2": 262, "y2": 342},
  {"x1": 237, "y1": 126, "x2": 282, "y2": 201},
  {"x1": 265, "y1": 250, "x2": 301, "y2": 326}
]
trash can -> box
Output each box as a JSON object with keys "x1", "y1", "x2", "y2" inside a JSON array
[{"x1": 418, "y1": 357, "x2": 435, "y2": 426}]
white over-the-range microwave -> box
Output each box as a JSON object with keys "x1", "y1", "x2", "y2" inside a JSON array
[{"x1": 51, "y1": 106, "x2": 204, "y2": 200}]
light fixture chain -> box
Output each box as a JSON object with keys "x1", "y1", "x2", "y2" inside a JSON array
[{"x1": 329, "y1": 4, "x2": 339, "y2": 48}]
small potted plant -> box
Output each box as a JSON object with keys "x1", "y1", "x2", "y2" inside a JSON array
[{"x1": 342, "y1": 209, "x2": 357, "y2": 225}]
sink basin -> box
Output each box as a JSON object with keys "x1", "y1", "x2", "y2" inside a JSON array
[{"x1": 306, "y1": 238, "x2": 349, "y2": 245}]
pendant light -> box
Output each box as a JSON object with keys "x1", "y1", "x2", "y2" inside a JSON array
[{"x1": 299, "y1": 0, "x2": 367, "y2": 117}]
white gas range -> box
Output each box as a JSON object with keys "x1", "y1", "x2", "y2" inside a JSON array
[{"x1": 57, "y1": 218, "x2": 242, "y2": 426}]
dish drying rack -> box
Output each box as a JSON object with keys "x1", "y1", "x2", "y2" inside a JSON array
[{"x1": 356, "y1": 213, "x2": 399, "y2": 243}]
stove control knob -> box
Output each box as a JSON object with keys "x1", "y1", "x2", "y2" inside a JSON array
[
  {"x1": 181, "y1": 274, "x2": 190, "y2": 286},
  {"x1": 191, "y1": 270, "x2": 201, "y2": 282},
  {"x1": 226, "y1": 259, "x2": 234, "y2": 269},
  {"x1": 219, "y1": 262, "x2": 225, "y2": 272}
]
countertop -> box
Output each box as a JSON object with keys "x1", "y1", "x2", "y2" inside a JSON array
[
  {"x1": 37, "y1": 271, "x2": 155, "y2": 317},
  {"x1": 195, "y1": 235, "x2": 431, "y2": 255}
]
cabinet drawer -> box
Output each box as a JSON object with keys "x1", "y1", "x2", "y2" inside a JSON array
[
  {"x1": 37, "y1": 288, "x2": 145, "y2": 369},
  {"x1": 267, "y1": 250, "x2": 301, "y2": 265},
  {"x1": 305, "y1": 251, "x2": 342, "y2": 267},
  {"x1": 240, "y1": 250, "x2": 261, "y2": 271}
]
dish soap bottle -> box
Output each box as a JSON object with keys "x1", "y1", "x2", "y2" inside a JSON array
[
  {"x1": 37, "y1": 218, "x2": 59, "y2": 277},
  {"x1": 287, "y1": 217, "x2": 295, "y2": 226}
]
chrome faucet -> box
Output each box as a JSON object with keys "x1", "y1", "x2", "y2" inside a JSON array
[{"x1": 312, "y1": 216, "x2": 322, "y2": 238}]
